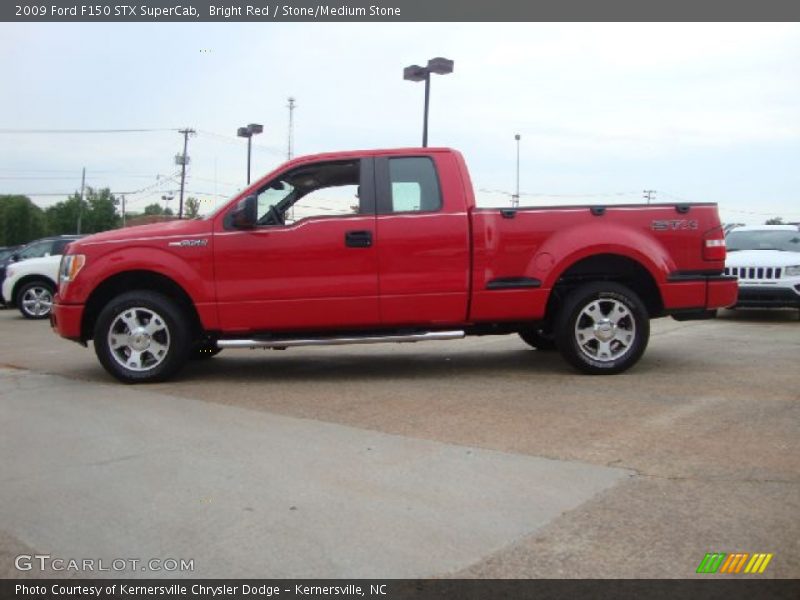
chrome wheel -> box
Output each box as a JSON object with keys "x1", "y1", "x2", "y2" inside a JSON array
[
  {"x1": 573, "y1": 298, "x2": 636, "y2": 363},
  {"x1": 107, "y1": 307, "x2": 171, "y2": 372},
  {"x1": 21, "y1": 285, "x2": 53, "y2": 317}
]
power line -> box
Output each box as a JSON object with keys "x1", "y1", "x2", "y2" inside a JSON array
[
  {"x1": 196, "y1": 129, "x2": 285, "y2": 155},
  {"x1": 0, "y1": 176, "x2": 84, "y2": 180},
  {"x1": 0, "y1": 128, "x2": 179, "y2": 134},
  {"x1": 479, "y1": 188, "x2": 642, "y2": 198}
]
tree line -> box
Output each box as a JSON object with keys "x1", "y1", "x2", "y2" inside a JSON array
[{"x1": 0, "y1": 190, "x2": 202, "y2": 247}]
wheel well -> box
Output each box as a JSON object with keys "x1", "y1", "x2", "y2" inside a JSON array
[
  {"x1": 12, "y1": 276, "x2": 56, "y2": 307},
  {"x1": 81, "y1": 271, "x2": 202, "y2": 341},
  {"x1": 546, "y1": 254, "x2": 663, "y2": 320}
]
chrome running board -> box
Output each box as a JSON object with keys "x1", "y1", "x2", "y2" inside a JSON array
[{"x1": 217, "y1": 330, "x2": 465, "y2": 350}]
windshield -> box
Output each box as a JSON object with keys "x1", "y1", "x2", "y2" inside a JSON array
[{"x1": 727, "y1": 230, "x2": 800, "y2": 252}]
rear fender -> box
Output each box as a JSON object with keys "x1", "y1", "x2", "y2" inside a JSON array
[{"x1": 536, "y1": 223, "x2": 674, "y2": 289}]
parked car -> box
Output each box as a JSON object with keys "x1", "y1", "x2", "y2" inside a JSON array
[
  {"x1": 0, "y1": 246, "x2": 20, "y2": 305},
  {"x1": 0, "y1": 236, "x2": 82, "y2": 303},
  {"x1": 2, "y1": 254, "x2": 63, "y2": 319},
  {"x1": 724, "y1": 225, "x2": 800, "y2": 310},
  {"x1": 51, "y1": 147, "x2": 736, "y2": 383}
]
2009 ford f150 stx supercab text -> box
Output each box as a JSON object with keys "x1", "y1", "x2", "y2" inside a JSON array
[{"x1": 51, "y1": 148, "x2": 738, "y2": 383}]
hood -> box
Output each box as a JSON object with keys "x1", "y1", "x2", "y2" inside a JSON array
[
  {"x1": 726, "y1": 249, "x2": 800, "y2": 268},
  {"x1": 71, "y1": 218, "x2": 212, "y2": 249}
]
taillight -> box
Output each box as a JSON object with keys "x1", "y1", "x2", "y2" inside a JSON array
[{"x1": 703, "y1": 231, "x2": 726, "y2": 261}]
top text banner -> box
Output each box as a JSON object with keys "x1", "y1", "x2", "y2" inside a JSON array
[{"x1": 5, "y1": 0, "x2": 800, "y2": 22}]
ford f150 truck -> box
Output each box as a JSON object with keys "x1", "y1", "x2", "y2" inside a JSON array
[{"x1": 51, "y1": 148, "x2": 737, "y2": 383}]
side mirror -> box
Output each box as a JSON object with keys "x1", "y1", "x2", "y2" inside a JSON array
[
  {"x1": 11, "y1": 253, "x2": 19, "y2": 262},
  {"x1": 231, "y1": 195, "x2": 258, "y2": 229}
]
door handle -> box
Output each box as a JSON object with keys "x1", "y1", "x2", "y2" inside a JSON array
[{"x1": 345, "y1": 230, "x2": 372, "y2": 248}]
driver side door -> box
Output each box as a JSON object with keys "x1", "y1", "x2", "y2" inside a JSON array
[{"x1": 212, "y1": 157, "x2": 380, "y2": 334}]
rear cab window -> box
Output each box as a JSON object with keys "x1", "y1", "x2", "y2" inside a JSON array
[{"x1": 377, "y1": 156, "x2": 442, "y2": 214}]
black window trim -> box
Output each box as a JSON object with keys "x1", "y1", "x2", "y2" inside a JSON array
[{"x1": 374, "y1": 155, "x2": 443, "y2": 216}]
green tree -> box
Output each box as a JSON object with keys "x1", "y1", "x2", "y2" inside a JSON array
[
  {"x1": 0, "y1": 195, "x2": 46, "y2": 246},
  {"x1": 184, "y1": 197, "x2": 201, "y2": 219},
  {"x1": 765, "y1": 217, "x2": 784, "y2": 225},
  {"x1": 45, "y1": 195, "x2": 82, "y2": 236},
  {"x1": 45, "y1": 187, "x2": 120, "y2": 235},
  {"x1": 84, "y1": 187, "x2": 120, "y2": 232},
  {"x1": 143, "y1": 203, "x2": 165, "y2": 216}
]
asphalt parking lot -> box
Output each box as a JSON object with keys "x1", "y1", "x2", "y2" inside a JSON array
[{"x1": 1, "y1": 307, "x2": 798, "y2": 579}]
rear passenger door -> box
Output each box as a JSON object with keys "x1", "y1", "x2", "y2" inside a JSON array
[{"x1": 375, "y1": 154, "x2": 470, "y2": 326}]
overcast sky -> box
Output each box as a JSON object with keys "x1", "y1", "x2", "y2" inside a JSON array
[{"x1": 1, "y1": 22, "x2": 798, "y2": 224}]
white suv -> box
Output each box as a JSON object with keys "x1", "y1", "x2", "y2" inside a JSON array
[
  {"x1": 724, "y1": 225, "x2": 800, "y2": 311},
  {"x1": 1, "y1": 254, "x2": 61, "y2": 319}
]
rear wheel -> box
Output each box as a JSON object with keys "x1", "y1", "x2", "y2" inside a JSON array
[
  {"x1": 555, "y1": 282, "x2": 649, "y2": 375},
  {"x1": 18, "y1": 280, "x2": 55, "y2": 320},
  {"x1": 518, "y1": 326, "x2": 557, "y2": 351},
  {"x1": 94, "y1": 291, "x2": 190, "y2": 383}
]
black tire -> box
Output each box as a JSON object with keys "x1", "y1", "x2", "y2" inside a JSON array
[
  {"x1": 554, "y1": 282, "x2": 649, "y2": 375},
  {"x1": 93, "y1": 290, "x2": 191, "y2": 383},
  {"x1": 190, "y1": 340, "x2": 222, "y2": 360},
  {"x1": 518, "y1": 326, "x2": 557, "y2": 351},
  {"x1": 17, "y1": 280, "x2": 55, "y2": 320}
]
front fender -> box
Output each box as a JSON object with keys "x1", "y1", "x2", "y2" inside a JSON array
[{"x1": 64, "y1": 244, "x2": 214, "y2": 305}]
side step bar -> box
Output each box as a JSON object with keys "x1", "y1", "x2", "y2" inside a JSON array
[{"x1": 217, "y1": 330, "x2": 466, "y2": 350}]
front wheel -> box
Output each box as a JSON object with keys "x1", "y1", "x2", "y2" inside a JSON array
[
  {"x1": 18, "y1": 281, "x2": 55, "y2": 320},
  {"x1": 554, "y1": 282, "x2": 649, "y2": 375},
  {"x1": 94, "y1": 291, "x2": 191, "y2": 383}
]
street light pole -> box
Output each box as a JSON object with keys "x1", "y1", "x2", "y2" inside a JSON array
[
  {"x1": 237, "y1": 123, "x2": 263, "y2": 185},
  {"x1": 422, "y1": 72, "x2": 431, "y2": 148},
  {"x1": 403, "y1": 57, "x2": 454, "y2": 147},
  {"x1": 247, "y1": 135, "x2": 252, "y2": 185},
  {"x1": 513, "y1": 134, "x2": 521, "y2": 208}
]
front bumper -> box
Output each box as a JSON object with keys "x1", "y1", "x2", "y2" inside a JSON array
[
  {"x1": 0, "y1": 276, "x2": 10, "y2": 305},
  {"x1": 735, "y1": 285, "x2": 800, "y2": 308},
  {"x1": 51, "y1": 299, "x2": 85, "y2": 343}
]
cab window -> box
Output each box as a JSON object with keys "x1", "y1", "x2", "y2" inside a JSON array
[
  {"x1": 255, "y1": 160, "x2": 364, "y2": 226},
  {"x1": 388, "y1": 157, "x2": 441, "y2": 213}
]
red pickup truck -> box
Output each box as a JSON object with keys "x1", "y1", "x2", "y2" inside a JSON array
[{"x1": 52, "y1": 148, "x2": 737, "y2": 383}]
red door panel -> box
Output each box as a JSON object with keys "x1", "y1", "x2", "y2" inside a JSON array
[{"x1": 213, "y1": 216, "x2": 379, "y2": 333}]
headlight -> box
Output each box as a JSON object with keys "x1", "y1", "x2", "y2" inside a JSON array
[
  {"x1": 59, "y1": 254, "x2": 86, "y2": 282},
  {"x1": 785, "y1": 265, "x2": 800, "y2": 277}
]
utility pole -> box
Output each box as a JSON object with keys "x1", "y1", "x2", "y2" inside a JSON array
[
  {"x1": 643, "y1": 189, "x2": 656, "y2": 204},
  {"x1": 287, "y1": 97, "x2": 296, "y2": 160},
  {"x1": 121, "y1": 194, "x2": 126, "y2": 228},
  {"x1": 77, "y1": 167, "x2": 86, "y2": 234},
  {"x1": 177, "y1": 128, "x2": 195, "y2": 219}
]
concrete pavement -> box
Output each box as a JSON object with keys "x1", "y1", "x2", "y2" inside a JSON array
[
  {"x1": 0, "y1": 368, "x2": 628, "y2": 578},
  {"x1": 0, "y1": 308, "x2": 798, "y2": 578}
]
